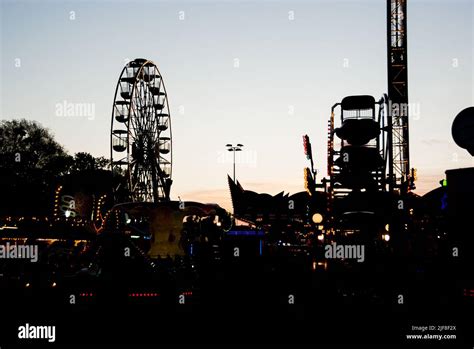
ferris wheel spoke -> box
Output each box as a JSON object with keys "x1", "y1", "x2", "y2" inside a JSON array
[{"x1": 134, "y1": 82, "x2": 145, "y2": 129}]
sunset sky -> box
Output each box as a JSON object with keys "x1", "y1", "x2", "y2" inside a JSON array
[{"x1": 1, "y1": 0, "x2": 473, "y2": 210}]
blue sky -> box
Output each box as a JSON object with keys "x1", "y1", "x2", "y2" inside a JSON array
[{"x1": 1, "y1": 0, "x2": 473, "y2": 210}]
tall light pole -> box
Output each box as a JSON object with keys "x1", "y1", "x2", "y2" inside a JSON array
[{"x1": 226, "y1": 143, "x2": 243, "y2": 182}]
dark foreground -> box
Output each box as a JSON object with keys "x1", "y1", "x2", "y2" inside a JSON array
[{"x1": 0, "y1": 235, "x2": 472, "y2": 347}]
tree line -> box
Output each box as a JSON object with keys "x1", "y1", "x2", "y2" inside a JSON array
[{"x1": 0, "y1": 119, "x2": 119, "y2": 216}]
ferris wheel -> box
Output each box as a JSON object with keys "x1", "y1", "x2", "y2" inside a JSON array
[{"x1": 110, "y1": 58, "x2": 172, "y2": 203}]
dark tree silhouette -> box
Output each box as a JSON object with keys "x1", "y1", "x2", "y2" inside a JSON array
[
  {"x1": 0, "y1": 119, "x2": 115, "y2": 216},
  {"x1": 0, "y1": 120, "x2": 70, "y2": 215},
  {"x1": 0, "y1": 119, "x2": 71, "y2": 174},
  {"x1": 70, "y1": 152, "x2": 109, "y2": 172}
]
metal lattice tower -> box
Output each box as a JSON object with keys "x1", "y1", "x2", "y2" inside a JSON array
[{"x1": 387, "y1": 0, "x2": 411, "y2": 192}]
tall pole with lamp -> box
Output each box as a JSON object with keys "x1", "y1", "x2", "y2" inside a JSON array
[{"x1": 226, "y1": 143, "x2": 244, "y2": 182}]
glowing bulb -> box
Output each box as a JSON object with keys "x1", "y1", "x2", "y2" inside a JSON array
[{"x1": 312, "y1": 213, "x2": 323, "y2": 224}]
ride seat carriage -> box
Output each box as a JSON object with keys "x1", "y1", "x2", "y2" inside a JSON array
[{"x1": 334, "y1": 95, "x2": 383, "y2": 173}]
